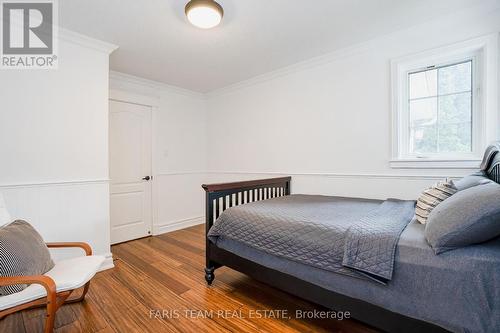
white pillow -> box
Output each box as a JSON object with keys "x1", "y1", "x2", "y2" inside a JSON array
[{"x1": 0, "y1": 192, "x2": 12, "y2": 226}]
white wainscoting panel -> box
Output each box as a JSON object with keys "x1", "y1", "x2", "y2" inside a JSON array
[
  {"x1": 154, "y1": 173, "x2": 207, "y2": 235},
  {"x1": 0, "y1": 180, "x2": 113, "y2": 270}
]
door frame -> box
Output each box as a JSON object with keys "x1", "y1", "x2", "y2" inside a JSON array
[{"x1": 109, "y1": 89, "x2": 159, "y2": 240}]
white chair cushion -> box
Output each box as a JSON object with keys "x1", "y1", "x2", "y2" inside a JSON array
[
  {"x1": 0, "y1": 255, "x2": 104, "y2": 311},
  {"x1": 0, "y1": 193, "x2": 11, "y2": 227}
]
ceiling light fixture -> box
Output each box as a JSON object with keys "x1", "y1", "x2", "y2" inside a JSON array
[{"x1": 185, "y1": 0, "x2": 224, "y2": 29}]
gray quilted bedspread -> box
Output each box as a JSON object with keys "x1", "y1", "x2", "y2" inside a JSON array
[{"x1": 208, "y1": 195, "x2": 416, "y2": 283}]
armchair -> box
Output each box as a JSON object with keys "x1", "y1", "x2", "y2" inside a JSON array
[{"x1": 0, "y1": 242, "x2": 104, "y2": 333}]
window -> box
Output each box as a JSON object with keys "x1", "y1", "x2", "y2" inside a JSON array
[
  {"x1": 391, "y1": 35, "x2": 498, "y2": 169},
  {"x1": 408, "y1": 60, "x2": 473, "y2": 155}
]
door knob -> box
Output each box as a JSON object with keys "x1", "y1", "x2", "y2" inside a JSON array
[{"x1": 142, "y1": 176, "x2": 151, "y2": 181}]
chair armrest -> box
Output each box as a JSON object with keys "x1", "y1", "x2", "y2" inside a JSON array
[
  {"x1": 0, "y1": 275, "x2": 56, "y2": 296},
  {"x1": 46, "y1": 242, "x2": 92, "y2": 256}
]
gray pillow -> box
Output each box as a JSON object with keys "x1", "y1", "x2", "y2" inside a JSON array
[
  {"x1": 425, "y1": 183, "x2": 500, "y2": 254},
  {"x1": 454, "y1": 171, "x2": 493, "y2": 191},
  {"x1": 0, "y1": 220, "x2": 55, "y2": 295}
]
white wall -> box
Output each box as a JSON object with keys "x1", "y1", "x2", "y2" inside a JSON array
[
  {"x1": 0, "y1": 32, "x2": 116, "y2": 268},
  {"x1": 109, "y1": 73, "x2": 208, "y2": 235},
  {"x1": 205, "y1": 7, "x2": 500, "y2": 200},
  {"x1": 108, "y1": 7, "x2": 500, "y2": 235},
  {"x1": 2, "y1": 7, "x2": 496, "y2": 272},
  {"x1": 12, "y1": 6, "x2": 493, "y2": 252}
]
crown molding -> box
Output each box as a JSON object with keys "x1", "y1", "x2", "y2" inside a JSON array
[
  {"x1": 109, "y1": 71, "x2": 205, "y2": 99},
  {"x1": 59, "y1": 28, "x2": 118, "y2": 54},
  {"x1": 205, "y1": 4, "x2": 500, "y2": 98},
  {"x1": 205, "y1": 41, "x2": 375, "y2": 98},
  {"x1": 0, "y1": 18, "x2": 118, "y2": 54}
]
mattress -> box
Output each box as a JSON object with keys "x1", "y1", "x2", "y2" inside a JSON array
[
  {"x1": 215, "y1": 219, "x2": 500, "y2": 333},
  {"x1": 209, "y1": 195, "x2": 416, "y2": 283}
]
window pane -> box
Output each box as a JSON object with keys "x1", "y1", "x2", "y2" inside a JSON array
[
  {"x1": 438, "y1": 123, "x2": 472, "y2": 153},
  {"x1": 405, "y1": 58, "x2": 474, "y2": 157},
  {"x1": 438, "y1": 92, "x2": 472, "y2": 124},
  {"x1": 410, "y1": 97, "x2": 437, "y2": 127},
  {"x1": 411, "y1": 126, "x2": 437, "y2": 154},
  {"x1": 438, "y1": 61, "x2": 472, "y2": 95},
  {"x1": 409, "y1": 69, "x2": 437, "y2": 99}
]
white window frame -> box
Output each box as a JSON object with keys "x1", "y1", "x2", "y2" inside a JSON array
[{"x1": 390, "y1": 34, "x2": 498, "y2": 169}]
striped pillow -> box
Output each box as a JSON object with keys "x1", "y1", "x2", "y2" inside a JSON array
[
  {"x1": 415, "y1": 179, "x2": 457, "y2": 225},
  {"x1": 0, "y1": 220, "x2": 54, "y2": 295}
]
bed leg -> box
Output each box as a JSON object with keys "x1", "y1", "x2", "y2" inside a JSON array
[{"x1": 204, "y1": 267, "x2": 215, "y2": 285}]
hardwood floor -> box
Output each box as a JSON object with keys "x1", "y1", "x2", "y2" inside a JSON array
[{"x1": 0, "y1": 225, "x2": 378, "y2": 333}]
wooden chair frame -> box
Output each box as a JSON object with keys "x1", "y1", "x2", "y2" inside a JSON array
[{"x1": 0, "y1": 242, "x2": 93, "y2": 333}]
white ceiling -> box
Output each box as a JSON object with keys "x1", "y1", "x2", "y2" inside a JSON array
[{"x1": 60, "y1": 0, "x2": 493, "y2": 93}]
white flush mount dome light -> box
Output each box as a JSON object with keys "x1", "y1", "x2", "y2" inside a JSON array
[{"x1": 185, "y1": 0, "x2": 224, "y2": 29}]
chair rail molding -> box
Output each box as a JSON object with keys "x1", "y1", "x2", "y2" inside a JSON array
[
  {"x1": 205, "y1": 171, "x2": 471, "y2": 180},
  {"x1": 0, "y1": 179, "x2": 110, "y2": 189}
]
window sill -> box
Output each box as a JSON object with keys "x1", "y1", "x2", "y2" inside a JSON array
[{"x1": 389, "y1": 158, "x2": 481, "y2": 169}]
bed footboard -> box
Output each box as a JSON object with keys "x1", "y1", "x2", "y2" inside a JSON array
[{"x1": 201, "y1": 176, "x2": 291, "y2": 284}]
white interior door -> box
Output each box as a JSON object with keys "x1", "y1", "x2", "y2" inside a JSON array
[{"x1": 109, "y1": 100, "x2": 152, "y2": 244}]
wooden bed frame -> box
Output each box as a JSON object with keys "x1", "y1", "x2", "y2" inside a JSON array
[
  {"x1": 201, "y1": 145, "x2": 500, "y2": 333},
  {"x1": 202, "y1": 177, "x2": 449, "y2": 333}
]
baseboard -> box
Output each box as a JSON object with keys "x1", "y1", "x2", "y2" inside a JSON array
[
  {"x1": 98, "y1": 252, "x2": 115, "y2": 271},
  {"x1": 153, "y1": 216, "x2": 204, "y2": 236}
]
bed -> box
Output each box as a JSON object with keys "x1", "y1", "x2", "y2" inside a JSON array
[{"x1": 201, "y1": 146, "x2": 500, "y2": 333}]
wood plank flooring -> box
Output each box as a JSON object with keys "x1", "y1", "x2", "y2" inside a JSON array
[{"x1": 0, "y1": 225, "x2": 378, "y2": 333}]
